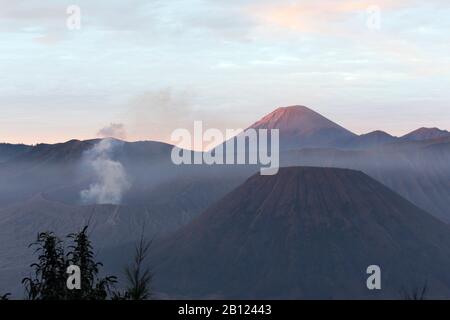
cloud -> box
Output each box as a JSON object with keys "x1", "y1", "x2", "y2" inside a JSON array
[
  {"x1": 97, "y1": 123, "x2": 127, "y2": 140},
  {"x1": 248, "y1": 0, "x2": 402, "y2": 35},
  {"x1": 33, "y1": 32, "x2": 65, "y2": 45},
  {"x1": 247, "y1": 0, "x2": 450, "y2": 38},
  {"x1": 0, "y1": 0, "x2": 68, "y2": 41},
  {"x1": 80, "y1": 139, "x2": 130, "y2": 205},
  {"x1": 243, "y1": 0, "x2": 450, "y2": 76}
]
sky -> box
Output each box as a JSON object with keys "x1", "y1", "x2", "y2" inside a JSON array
[{"x1": 1, "y1": 0, "x2": 449, "y2": 145}]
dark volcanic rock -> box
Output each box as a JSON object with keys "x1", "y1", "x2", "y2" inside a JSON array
[{"x1": 153, "y1": 167, "x2": 450, "y2": 299}]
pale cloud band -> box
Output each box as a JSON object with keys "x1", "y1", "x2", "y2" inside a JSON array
[{"x1": 0, "y1": 0, "x2": 449, "y2": 144}]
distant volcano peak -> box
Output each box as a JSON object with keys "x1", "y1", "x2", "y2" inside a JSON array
[
  {"x1": 248, "y1": 105, "x2": 355, "y2": 149},
  {"x1": 251, "y1": 105, "x2": 334, "y2": 128},
  {"x1": 272, "y1": 105, "x2": 315, "y2": 114}
]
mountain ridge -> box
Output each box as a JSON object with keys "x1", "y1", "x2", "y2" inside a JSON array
[{"x1": 401, "y1": 127, "x2": 450, "y2": 142}]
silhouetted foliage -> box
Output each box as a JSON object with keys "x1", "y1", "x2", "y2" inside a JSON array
[
  {"x1": 66, "y1": 226, "x2": 117, "y2": 300},
  {"x1": 1, "y1": 293, "x2": 10, "y2": 300},
  {"x1": 22, "y1": 226, "x2": 117, "y2": 300},
  {"x1": 22, "y1": 232, "x2": 67, "y2": 300},
  {"x1": 123, "y1": 235, "x2": 153, "y2": 300}
]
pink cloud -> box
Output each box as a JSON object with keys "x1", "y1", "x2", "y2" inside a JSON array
[{"x1": 247, "y1": 0, "x2": 409, "y2": 35}]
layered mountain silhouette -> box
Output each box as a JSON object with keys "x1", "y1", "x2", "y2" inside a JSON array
[
  {"x1": 401, "y1": 127, "x2": 450, "y2": 142},
  {"x1": 244, "y1": 106, "x2": 450, "y2": 149},
  {"x1": 152, "y1": 167, "x2": 450, "y2": 299},
  {"x1": 0, "y1": 139, "x2": 176, "y2": 206},
  {"x1": 281, "y1": 137, "x2": 450, "y2": 222},
  {"x1": 0, "y1": 105, "x2": 449, "y2": 298},
  {"x1": 344, "y1": 130, "x2": 397, "y2": 149},
  {"x1": 0, "y1": 106, "x2": 448, "y2": 221}
]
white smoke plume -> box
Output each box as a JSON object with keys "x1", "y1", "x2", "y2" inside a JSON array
[
  {"x1": 80, "y1": 138, "x2": 131, "y2": 205},
  {"x1": 97, "y1": 123, "x2": 127, "y2": 140}
]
